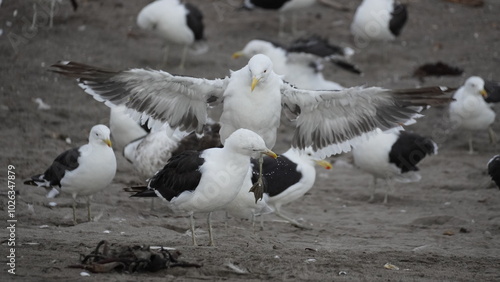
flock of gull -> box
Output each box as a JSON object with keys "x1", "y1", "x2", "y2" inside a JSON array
[{"x1": 24, "y1": 0, "x2": 500, "y2": 246}]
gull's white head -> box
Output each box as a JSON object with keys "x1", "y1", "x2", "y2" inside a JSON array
[
  {"x1": 89, "y1": 124, "x2": 112, "y2": 147},
  {"x1": 225, "y1": 128, "x2": 277, "y2": 158},
  {"x1": 247, "y1": 54, "x2": 274, "y2": 91},
  {"x1": 464, "y1": 76, "x2": 487, "y2": 97},
  {"x1": 292, "y1": 147, "x2": 333, "y2": 170}
]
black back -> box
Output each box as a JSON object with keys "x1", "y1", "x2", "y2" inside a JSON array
[
  {"x1": 251, "y1": 155, "x2": 302, "y2": 197},
  {"x1": 389, "y1": 131, "x2": 436, "y2": 173},
  {"x1": 488, "y1": 155, "x2": 500, "y2": 189},
  {"x1": 287, "y1": 35, "x2": 362, "y2": 74},
  {"x1": 170, "y1": 123, "x2": 222, "y2": 157},
  {"x1": 246, "y1": 0, "x2": 290, "y2": 10},
  {"x1": 484, "y1": 80, "x2": 500, "y2": 103},
  {"x1": 288, "y1": 35, "x2": 345, "y2": 58},
  {"x1": 185, "y1": 3, "x2": 204, "y2": 41},
  {"x1": 389, "y1": 2, "x2": 408, "y2": 37},
  {"x1": 148, "y1": 150, "x2": 204, "y2": 201},
  {"x1": 33, "y1": 147, "x2": 81, "y2": 187}
]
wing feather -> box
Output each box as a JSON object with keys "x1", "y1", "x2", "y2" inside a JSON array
[
  {"x1": 51, "y1": 61, "x2": 229, "y2": 133},
  {"x1": 281, "y1": 83, "x2": 453, "y2": 158}
]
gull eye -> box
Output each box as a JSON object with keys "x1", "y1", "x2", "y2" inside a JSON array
[{"x1": 263, "y1": 69, "x2": 267, "y2": 73}]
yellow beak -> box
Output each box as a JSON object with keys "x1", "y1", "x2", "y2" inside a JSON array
[
  {"x1": 232, "y1": 51, "x2": 244, "y2": 59},
  {"x1": 251, "y1": 77, "x2": 259, "y2": 91},
  {"x1": 104, "y1": 139, "x2": 112, "y2": 147},
  {"x1": 315, "y1": 160, "x2": 332, "y2": 170},
  {"x1": 262, "y1": 149, "x2": 278, "y2": 159},
  {"x1": 480, "y1": 89, "x2": 488, "y2": 97}
]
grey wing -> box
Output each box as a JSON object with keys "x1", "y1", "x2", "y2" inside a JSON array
[
  {"x1": 51, "y1": 61, "x2": 229, "y2": 133},
  {"x1": 281, "y1": 83, "x2": 453, "y2": 158}
]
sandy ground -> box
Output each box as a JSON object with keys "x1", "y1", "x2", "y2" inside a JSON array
[{"x1": 1, "y1": 0, "x2": 500, "y2": 281}]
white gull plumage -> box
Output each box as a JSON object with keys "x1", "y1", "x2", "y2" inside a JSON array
[
  {"x1": 233, "y1": 38, "x2": 354, "y2": 90},
  {"x1": 24, "y1": 124, "x2": 116, "y2": 224},
  {"x1": 352, "y1": 129, "x2": 437, "y2": 204},
  {"x1": 110, "y1": 105, "x2": 149, "y2": 150},
  {"x1": 449, "y1": 76, "x2": 496, "y2": 154},
  {"x1": 137, "y1": 0, "x2": 207, "y2": 68},
  {"x1": 351, "y1": 0, "x2": 408, "y2": 42},
  {"x1": 127, "y1": 128, "x2": 277, "y2": 246}
]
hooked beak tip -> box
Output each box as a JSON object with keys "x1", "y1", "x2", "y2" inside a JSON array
[
  {"x1": 315, "y1": 160, "x2": 332, "y2": 170},
  {"x1": 104, "y1": 139, "x2": 112, "y2": 147},
  {"x1": 480, "y1": 89, "x2": 488, "y2": 97}
]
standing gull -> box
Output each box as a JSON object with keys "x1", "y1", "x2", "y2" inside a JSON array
[
  {"x1": 256, "y1": 148, "x2": 332, "y2": 228},
  {"x1": 351, "y1": 0, "x2": 408, "y2": 42},
  {"x1": 137, "y1": 0, "x2": 207, "y2": 68},
  {"x1": 352, "y1": 129, "x2": 437, "y2": 204},
  {"x1": 51, "y1": 54, "x2": 452, "y2": 200},
  {"x1": 286, "y1": 35, "x2": 360, "y2": 74},
  {"x1": 24, "y1": 125, "x2": 116, "y2": 224},
  {"x1": 449, "y1": 76, "x2": 496, "y2": 154},
  {"x1": 232, "y1": 37, "x2": 359, "y2": 90},
  {"x1": 127, "y1": 129, "x2": 277, "y2": 246}
]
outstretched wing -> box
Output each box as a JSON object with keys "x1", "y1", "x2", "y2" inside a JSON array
[
  {"x1": 51, "y1": 61, "x2": 229, "y2": 133},
  {"x1": 281, "y1": 83, "x2": 453, "y2": 158}
]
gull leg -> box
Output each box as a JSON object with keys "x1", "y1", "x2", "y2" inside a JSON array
[
  {"x1": 207, "y1": 212, "x2": 215, "y2": 246},
  {"x1": 190, "y1": 213, "x2": 197, "y2": 246},
  {"x1": 72, "y1": 196, "x2": 77, "y2": 225},
  {"x1": 275, "y1": 208, "x2": 311, "y2": 230},
  {"x1": 383, "y1": 179, "x2": 393, "y2": 205},
  {"x1": 150, "y1": 198, "x2": 155, "y2": 211},
  {"x1": 251, "y1": 213, "x2": 256, "y2": 234},
  {"x1": 278, "y1": 14, "x2": 286, "y2": 37},
  {"x1": 87, "y1": 196, "x2": 91, "y2": 222},
  {"x1": 49, "y1": 0, "x2": 55, "y2": 28},
  {"x1": 224, "y1": 211, "x2": 229, "y2": 230},
  {"x1": 249, "y1": 155, "x2": 264, "y2": 203},
  {"x1": 489, "y1": 126, "x2": 497, "y2": 145},
  {"x1": 179, "y1": 45, "x2": 188, "y2": 69},
  {"x1": 368, "y1": 177, "x2": 377, "y2": 202},
  {"x1": 291, "y1": 12, "x2": 298, "y2": 35},
  {"x1": 468, "y1": 133, "x2": 474, "y2": 154},
  {"x1": 32, "y1": 3, "x2": 37, "y2": 30}
]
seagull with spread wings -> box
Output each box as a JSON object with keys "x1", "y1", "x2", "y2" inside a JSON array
[{"x1": 51, "y1": 54, "x2": 452, "y2": 200}]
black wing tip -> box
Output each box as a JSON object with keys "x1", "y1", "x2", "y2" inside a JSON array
[
  {"x1": 394, "y1": 86, "x2": 457, "y2": 95},
  {"x1": 331, "y1": 60, "x2": 362, "y2": 75},
  {"x1": 23, "y1": 179, "x2": 37, "y2": 186},
  {"x1": 124, "y1": 186, "x2": 158, "y2": 198}
]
